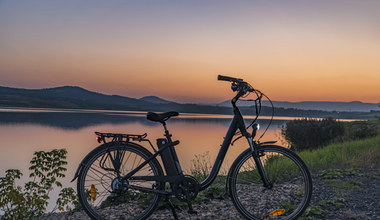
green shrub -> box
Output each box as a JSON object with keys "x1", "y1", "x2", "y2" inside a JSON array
[
  {"x1": 343, "y1": 121, "x2": 378, "y2": 141},
  {"x1": 281, "y1": 117, "x2": 345, "y2": 151},
  {"x1": 202, "y1": 185, "x2": 226, "y2": 200},
  {"x1": 0, "y1": 149, "x2": 78, "y2": 219}
]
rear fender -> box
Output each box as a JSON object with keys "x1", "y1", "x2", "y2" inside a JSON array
[
  {"x1": 71, "y1": 143, "x2": 110, "y2": 182},
  {"x1": 71, "y1": 141, "x2": 152, "y2": 182}
]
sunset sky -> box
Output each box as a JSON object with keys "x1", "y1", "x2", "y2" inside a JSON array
[{"x1": 0, "y1": 0, "x2": 379, "y2": 103}]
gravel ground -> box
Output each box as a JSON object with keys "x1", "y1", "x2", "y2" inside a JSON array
[
  {"x1": 309, "y1": 168, "x2": 380, "y2": 220},
  {"x1": 36, "y1": 168, "x2": 380, "y2": 220}
]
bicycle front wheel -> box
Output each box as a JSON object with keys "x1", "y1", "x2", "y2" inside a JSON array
[
  {"x1": 228, "y1": 145, "x2": 312, "y2": 220},
  {"x1": 77, "y1": 143, "x2": 163, "y2": 220}
]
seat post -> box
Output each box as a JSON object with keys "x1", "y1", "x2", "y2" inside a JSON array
[{"x1": 161, "y1": 122, "x2": 173, "y2": 142}]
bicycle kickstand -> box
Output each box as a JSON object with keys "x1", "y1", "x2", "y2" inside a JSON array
[
  {"x1": 164, "y1": 196, "x2": 178, "y2": 220},
  {"x1": 185, "y1": 192, "x2": 197, "y2": 214}
]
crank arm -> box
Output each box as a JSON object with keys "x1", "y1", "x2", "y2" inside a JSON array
[
  {"x1": 127, "y1": 185, "x2": 170, "y2": 195},
  {"x1": 129, "y1": 175, "x2": 181, "y2": 183}
]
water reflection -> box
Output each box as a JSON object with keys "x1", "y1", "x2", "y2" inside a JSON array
[
  {"x1": 0, "y1": 112, "x2": 152, "y2": 129},
  {"x1": 0, "y1": 107, "x2": 291, "y2": 130},
  {"x1": 0, "y1": 110, "x2": 287, "y2": 180}
]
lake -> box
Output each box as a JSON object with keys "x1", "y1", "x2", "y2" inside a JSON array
[
  {"x1": 0, "y1": 107, "x2": 292, "y2": 171},
  {"x1": 0, "y1": 107, "x2": 291, "y2": 210}
]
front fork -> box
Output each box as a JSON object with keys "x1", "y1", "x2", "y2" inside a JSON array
[{"x1": 247, "y1": 137, "x2": 273, "y2": 189}]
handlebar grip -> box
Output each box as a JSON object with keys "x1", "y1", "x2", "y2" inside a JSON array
[{"x1": 217, "y1": 75, "x2": 242, "y2": 82}]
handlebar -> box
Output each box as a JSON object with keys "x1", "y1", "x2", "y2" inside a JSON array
[
  {"x1": 218, "y1": 74, "x2": 254, "y2": 93},
  {"x1": 217, "y1": 75, "x2": 243, "y2": 83}
]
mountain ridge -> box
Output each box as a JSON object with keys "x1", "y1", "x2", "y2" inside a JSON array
[
  {"x1": 140, "y1": 96, "x2": 176, "y2": 104},
  {"x1": 0, "y1": 86, "x2": 378, "y2": 119}
]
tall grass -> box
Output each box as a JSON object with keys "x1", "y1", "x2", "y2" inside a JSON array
[
  {"x1": 233, "y1": 135, "x2": 380, "y2": 185},
  {"x1": 298, "y1": 134, "x2": 380, "y2": 172},
  {"x1": 189, "y1": 134, "x2": 380, "y2": 185}
]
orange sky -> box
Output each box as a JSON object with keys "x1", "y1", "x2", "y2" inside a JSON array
[{"x1": 0, "y1": 1, "x2": 379, "y2": 103}]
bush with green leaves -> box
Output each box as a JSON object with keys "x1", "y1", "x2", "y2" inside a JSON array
[
  {"x1": 343, "y1": 121, "x2": 378, "y2": 141},
  {"x1": 0, "y1": 149, "x2": 78, "y2": 219},
  {"x1": 282, "y1": 118, "x2": 379, "y2": 151},
  {"x1": 281, "y1": 117, "x2": 345, "y2": 151}
]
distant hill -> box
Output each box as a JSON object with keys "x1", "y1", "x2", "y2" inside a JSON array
[
  {"x1": 0, "y1": 85, "x2": 378, "y2": 119},
  {"x1": 0, "y1": 85, "x2": 231, "y2": 114},
  {"x1": 140, "y1": 96, "x2": 176, "y2": 104},
  {"x1": 0, "y1": 86, "x2": 149, "y2": 111},
  {"x1": 218, "y1": 100, "x2": 380, "y2": 112}
]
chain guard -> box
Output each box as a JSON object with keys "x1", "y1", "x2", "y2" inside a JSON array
[{"x1": 173, "y1": 175, "x2": 199, "y2": 202}]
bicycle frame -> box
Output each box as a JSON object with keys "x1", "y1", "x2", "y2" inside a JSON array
[{"x1": 121, "y1": 89, "x2": 267, "y2": 192}]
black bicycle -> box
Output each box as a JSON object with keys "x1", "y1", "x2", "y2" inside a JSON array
[{"x1": 72, "y1": 75, "x2": 312, "y2": 220}]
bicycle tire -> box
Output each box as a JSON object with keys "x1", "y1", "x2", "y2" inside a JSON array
[
  {"x1": 77, "y1": 143, "x2": 164, "y2": 220},
  {"x1": 228, "y1": 145, "x2": 312, "y2": 220}
]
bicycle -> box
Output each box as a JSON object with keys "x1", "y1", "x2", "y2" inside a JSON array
[{"x1": 72, "y1": 75, "x2": 312, "y2": 220}]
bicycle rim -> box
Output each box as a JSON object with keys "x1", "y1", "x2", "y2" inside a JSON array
[
  {"x1": 229, "y1": 146, "x2": 312, "y2": 220},
  {"x1": 77, "y1": 145, "x2": 162, "y2": 220}
]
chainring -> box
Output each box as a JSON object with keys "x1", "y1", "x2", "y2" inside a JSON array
[{"x1": 173, "y1": 175, "x2": 200, "y2": 202}]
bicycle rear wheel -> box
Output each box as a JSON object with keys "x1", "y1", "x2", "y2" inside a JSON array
[
  {"x1": 228, "y1": 145, "x2": 312, "y2": 220},
  {"x1": 77, "y1": 143, "x2": 163, "y2": 220}
]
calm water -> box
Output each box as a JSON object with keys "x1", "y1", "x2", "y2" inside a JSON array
[
  {"x1": 0, "y1": 108, "x2": 290, "y2": 175},
  {"x1": 0, "y1": 108, "x2": 289, "y2": 210}
]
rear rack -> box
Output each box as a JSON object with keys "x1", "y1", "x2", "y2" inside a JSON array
[
  {"x1": 95, "y1": 131, "x2": 148, "y2": 143},
  {"x1": 95, "y1": 131, "x2": 157, "y2": 152}
]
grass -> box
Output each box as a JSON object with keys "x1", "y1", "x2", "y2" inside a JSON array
[
  {"x1": 298, "y1": 134, "x2": 380, "y2": 172},
  {"x1": 231, "y1": 133, "x2": 380, "y2": 185},
  {"x1": 324, "y1": 180, "x2": 363, "y2": 191}
]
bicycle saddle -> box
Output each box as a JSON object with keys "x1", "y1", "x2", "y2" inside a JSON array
[{"x1": 147, "y1": 111, "x2": 179, "y2": 123}]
